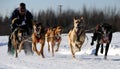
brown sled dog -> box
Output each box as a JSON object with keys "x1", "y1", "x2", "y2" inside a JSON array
[
  {"x1": 10, "y1": 28, "x2": 27, "y2": 57},
  {"x1": 46, "y1": 26, "x2": 63, "y2": 56},
  {"x1": 68, "y1": 17, "x2": 85, "y2": 58},
  {"x1": 31, "y1": 22, "x2": 46, "y2": 58}
]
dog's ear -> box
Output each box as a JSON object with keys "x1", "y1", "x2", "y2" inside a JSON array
[
  {"x1": 33, "y1": 24, "x2": 36, "y2": 29},
  {"x1": 32, "y1": 20, "x2": 37, "y2": 30},
  {"x1": 73, "y1": 17, "x2": 77, "y2": 24},
  {"x1": 60, "y1": 26, "x2": 64, "y2": 32},
  {"x1": 57, "y1": 26, "x2": 63, "y2": 30},
  {"x1": 59, "y1": 26, "x2": 63, "y2": 33},
  {"x1": 74, "y1": 16, "x2": 80, "y2": 20},
  {"x1": 80, "y1": 16, "x2": 84, "y2": 20},
  {"x1": 73, "y1": 17, "x2": 77, "y2": 21},
  {"x1": 32, "y1": 20, "x2": 37, "y2": 26},
  {"x1": 53, "y1": 28, "x2": 56, "y2": 31}
]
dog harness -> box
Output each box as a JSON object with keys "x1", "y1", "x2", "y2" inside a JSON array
[
  {"x1": 100, "y1": 36, "x2": 109, "y2": 44},
  {"x1": 55, "y1": 36, "x2": 61, "y2": 42},
  {"x1": 35, "y1": 36, "x2": 42, "y2": 43}
]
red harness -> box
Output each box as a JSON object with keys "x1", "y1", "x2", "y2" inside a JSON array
[
  {"x1": 55, "y1": 36, "x2": 61, "y2": 42},
  {"x1": 100, "y1": 36, "x2": 109, "y2": 44},
  {"x1": 35, "y1": 36, "x2": 42, "y2": 43}
]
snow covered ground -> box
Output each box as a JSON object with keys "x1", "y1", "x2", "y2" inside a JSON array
[{"x1": 0, "y1": 32, "x2": 120, "y2": 69}]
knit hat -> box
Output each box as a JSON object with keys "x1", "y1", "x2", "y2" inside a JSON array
[{"x1": 20, "y1": 3, "x2": 26, "y2": 9}]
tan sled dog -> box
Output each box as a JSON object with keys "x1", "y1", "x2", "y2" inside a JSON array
[
  {"x1": 46, "y1": 26, "x2": 63, "y2": 56},
  {"x1": 68, "y1": 17, "x2": 85, "y2": 58},
  {"x1": 31, "y1": 22, "x2": 46, "y2": 58}
]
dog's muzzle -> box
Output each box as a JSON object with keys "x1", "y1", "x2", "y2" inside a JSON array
[
  {"x1": 18, "y1": 36, "x2": 24, "y2": 42},
  {"x1": 35, "y1": 28, "x2": 42, "y2": 38}
]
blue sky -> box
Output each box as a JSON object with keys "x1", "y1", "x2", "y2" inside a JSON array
[{"x1": 0, "y1": 0, "x2": 120, "y2": 17}]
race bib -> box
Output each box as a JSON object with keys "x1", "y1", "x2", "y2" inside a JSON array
[{"x1": 21, "y1": 21, "x2": 26, "y2": 25}]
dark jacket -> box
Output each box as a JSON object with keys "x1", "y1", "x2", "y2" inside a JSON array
[{"x1": 10, "y1": 8, "x2": 33, "y2": 32}]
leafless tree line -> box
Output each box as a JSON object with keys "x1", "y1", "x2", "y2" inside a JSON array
[{"x1": 0, "y1": 6, "x2": 120, "y2": 35}]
